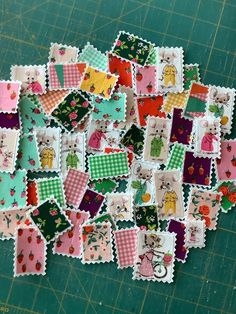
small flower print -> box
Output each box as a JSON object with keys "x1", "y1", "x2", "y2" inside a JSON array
[
  {"x1": 33, "y1": 209, "x2": 39, "y2": 216},
  {"x1": 69, "y1": 112, "x2": 78, "y2": 120}
]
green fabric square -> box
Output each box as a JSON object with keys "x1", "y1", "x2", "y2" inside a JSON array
[
  {"x1": 89, "y1": 178, "x2": 117, "y2": 194},
  {"x1": 37, "y1": 178, "x2": 65, "y2": 206},
  {"x1": 184, "y1": 64, "x2": 200, "y2": 90},
  {"x1": 16, "y1": 133, "x2": 40, "y2": 170},
  {"x1": 166, "y1": 144, "x2": 185, "y2": 170},
  {"x1": 78, "y1": 43, "x2": 108, "y2": 71},
  {"x1": 120, "y1": 124, "x2": 144, "y2": 155}
]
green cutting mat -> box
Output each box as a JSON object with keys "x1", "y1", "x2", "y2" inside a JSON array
[{"x1": 0, "y1": 0, "x2": 236, "y2": 313}]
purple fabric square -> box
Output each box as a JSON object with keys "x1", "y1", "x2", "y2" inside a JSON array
[
  {"x1": 0, "y1": 112, "x2": 20, "y2": 129},
  {"x1": 79, "y1": 189, "x2": 104, "y2": 218},
  {"x1": 170, "y1": 108, "x2": 192, "y2": 145},
  {"x1": 167, "y1": 219, "x2": 187, "y2": 261}
]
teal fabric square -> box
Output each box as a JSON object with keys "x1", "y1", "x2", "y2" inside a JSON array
[
  {"x1": 78, "y1": 43, "x2": 108, "y2": 71},
  {"x1": 16, "y1": 133, "x2": 40, "y2": 170}
]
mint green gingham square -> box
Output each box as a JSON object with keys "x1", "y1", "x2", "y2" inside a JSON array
[
  {"x1": 37, "y1": 178, "x2": 65, "y2": 206},
  {"x1": 166, "y1": 144, "x2": 185, "y2": 170},
  {"x1": 89, "y1": 153, "x2": 129, "y2": 179},
  {"x1": 78, "y1": 43, "x2": 108, "y2": 71}
]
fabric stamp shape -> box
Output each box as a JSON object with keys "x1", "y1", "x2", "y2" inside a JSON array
[
  {"x1": 134, "y1": 65, "x2": 157, "y2": 95},
  {"x1": 114, "y1": 228, "x2": 138, "y2": 268},
  {"x1": 36, "y1": 177, "x2": 65, "y2": 207},
  {"x1": 183, "y1": 64, "x2": 200, "y2": 90},
  {"x1": 120, "y1": 124, "x2": 144, "y2": 155},
  {"x1": 14, "y1": 227, "x2": 46, "y2": 276},
  {"x1": 134, "y1": 205, "x2": 159, "y2": 231},
  {"x1": 215, "y1": 181, "x2": 236, "y2": 213},
  {"x1": 30, "y1": 199, "x2": 71, "y2": 243},
  {"x1": 183, "y1": 151, "x2": 212, "y2": 187},
  {"x1": 166, "y1": 143, "x2": 186, "y2": 171},
  {"x1": 143, "y1": 117, "x2": 171, "y2": 164},
  {"x1": 216, "y1": 140, "x2": 236, "y2": 181},
  {"x1": 0, "y1": 80, "x2": 21, "y2": 113},
  {"x1": 185, "y1": 220, "x2": 205, "y2": 248},
  {"x1": 19, "y1": 96, "x2": 50, "y2": 133},
  {"x1": 108, "y1": 53, "x2": 133, "y2": 87},
  {"x1": 187, "y1": 189, "x2": 221, "y2": 230},
  {"x1": 167, "y1": 220, "x2": 188, "y2": 262},
  {"x1": 54, "y1": 210, "x2": 89, "y2": 258},
  {"x1": 104, "y1": 147, "x2": 134, "y2": 168},
  {"x1": 36, "y1": 127, "x2": 61, "y2": 172},
  {"x1": 170, "y1": 108, "x2": 193, "y2": 145},
  {"x1": 61, "y1": 133, "x2": 85, "y2": 178},
  {"x1": 11, "y1": 65, "x2": 46, "y2": 95},
  {"x1": 90, "y1": 212, "x2": 116, "y2": 230},
  {"x1": 78, "y1": 43, "x2": 107, "y2": 71},
  {"x1": 107, "y1": 193, "x2": 133, "y2": 221},
  {"x1": 64, "y1": 169, "x2": 89, "y2": 207},
  {"x1": 0, "y1": 112, "x2": 20, "y2": 130},
  {"x1": 17, "y1": 133, "x2": 40, "y2": 171},
  {"x1": 0, "y1": 207, "x2": 30, "y2": 240},
  {"x1": 48, "y1": 63, "x2": 87, "y2": 90},
  {"x1": 136, "y1": 96, "x2": 165, "y2": 127},
  {"x1": 49, "y1": 43, "x2": 79, "y2": 63},
  {"x1": 89, "y1": 152, "x2": 129, "y2": 179},
  {"x1": 194, "y1": 117, "x2": 221, "y2": 158},
  {"x1": 88, "y1": 178, "x2": 117, "y2": 195},
  {"x1": 82, "y1": 223, "x2": 113, "y2": 264},
  {"x1": 0, "y1": 128, "x2": 20, "y2": 172},
  {"x1": 51, "y1": 91, "x2": 92, "y2": 131},
  {"x1": 111, "y1": 31, "x2": 154, "y2": 66},
  {"x1": 27, "y1": 180, "x2": 38, "y2": 206},
  {"x1": 79, "y1": 189, "x2": 104, "y2": 218},
  {"x1": 130, "y1": 161, "x2": 156, "y2": 206},
  {"x1": 163, "y1": 92, "x2": 187, "y2": 113},
  {"x1": 156, "y1": 47, "x2": 183, "y2": 94},
  {"x1": 92, "y1": 92, "x2": 126, "y2": 121},
  {"x1": 133, "y1": 231, "x2": 176, "y2": 283},
  {"x1": 183, "y1": 82, "x2": 209, "y2": 119},
  {"x1": 80, "y1": 66, "x2": 118, "y2": 100},
  {"x1": 206, "y1": 86, "x2": 235, "y2": 134},
  {"x1": 154, "y1": 170, "x2": 184, "y2": 219},
  {"x1": 37, "y1": 90, "x2": 70, "y2": 115}
]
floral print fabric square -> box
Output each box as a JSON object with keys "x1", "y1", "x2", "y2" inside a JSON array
[
  {"x1": 216, "y1": 181, "x2": 236, "y2": 213},
  {"x1": 0, "y1": 128, "x2": 20, "y2": 172},
  {"x1": 79, "y1": 189, "x2": 104, "y2": 218},
  {"x1": 216, "y1": 140, "x2": 236, "y2": 181},
  {"x1": 120, "y1": 124, "x2": 144, "y2": 155},
  {"x1": 134, "y1": 205, "x2": 158, "y2": 231},
  {"x1": 134, "y1": 65, "x2": 157, "y2": 95},
  {"x1": 136, "y1": 96, "x2": 165, "y2": 127},
  {"x1": 0, "y1": 81, "x2": 21, "y2": 113}
]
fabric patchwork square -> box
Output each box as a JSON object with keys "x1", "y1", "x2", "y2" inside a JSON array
[
  {"x1": 17, "y1": 133, "x2": 40, "y2": 171},
  {"x1": 114, "y1": 228, "x2": 138, "y2": 268},
  {"x1": 90, "y1": 213, "x2": 116, "y2": 230},
  {"x1": 183, "y1": 64, "x2": 200, "y2": 90},
  {"x1": 49, "y1": 43, "x2": 79, "y2": 63},
  {"x1": 111, "y1": 31, "x2": 154, "y2": 66},
  {"x1": 29, "y1": 199, "x2": 71, "y2": 243},
  {"x1": 80, "y1": 66, "x2": 118, "y2": 100},
  {"x1": 134, "y1": 65, "x2": 158, "y2": 95},
  {"x1": 79, "y1": 189, "x2": 104, "y2": 218},
  {"x1": 27, "y1": 180, "x2": 38, "y2": 206},
  {"x1": 108, "y1": 53, "x2": 133, "y2": 88},
  {"x1": 64, "y1": 169, "x2": 89, "y2": 207},
  {"x1": 82, "y1": 223, "x2": 113, "y2": 264},
  {"x1": 48, "y1": 63, "x2": 87, "y2": 90},
  {"x1": 88, "y1": 178, "x2": 117, "y2": 195},
  {"x1": 167, "y1": 219, "x2": 188, "y2": 262},
  {"x1": 0, "y1": 207, "x2": 30, "y2": 240},
  {"x1": 54, "y1": 210, "x2": 89, "y2": 258},
  {"x1": 51, "y1": 91, "x2": 92, "y2": 131},
  {"x1": 14, "y1": 227, "x2": 46, "y2": 276},
  {"x1": 88, "y1": 152, "x2": 129, "y2": 179},
  {"x1": 107, "y1": 193, "x2": 133, "y2": 221},
  {"x1": 0, "y1": 80, "x2": 21, "y2": 113},
  {"x1": 163, "y1": 92, "x2": 187, "y2": 113},
  {"x1": 78, "y1": 43, "x2": 108, "y2": 71},
  {"x1": 134, "y1": 205, "x2": 159, "y2": 231},
  {"x1": 0, "y1": 128, "x2": 20, "y2": 172},
  {"x1": 216, "y1": 140, "x2": 236, "y2": 181},
  {"x1": 170, "y1": 108, "x2": 193, "y2": 145},
  {"x1": 215, "y1": 181, "x2": 236, "y2": 213},
  {"x1": 0, "y1": 112, "x2": 20, "y2": 130},
  {"x1": 166, "y1": 143, "x2": 186, "y2": 171},
  {"x1": 185, "y1": 220, "x2": 206, "y2": 248},
  {"x1": 136, "y1": 96, "x2": 165, "y2": 127},
  {"x1": 36, "y1": 177, "x2": 65, "y2": 206},
  {"x1": 120, "y1": 124, "x2": 144, "y2": 155},
  {"x1": 11, "y1": 65, "x2": 46, "y2": 95},
  {"x1": 37, "y1": 90, "x2": 70, "y2": 115}
]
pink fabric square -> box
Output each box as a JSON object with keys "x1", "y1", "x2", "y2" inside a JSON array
[
  {"x1": 114, "y1": 228, "x2": 138, "y2": 268},
  {"x1": 64, "y1": 169, "x2": 89, "y2": 207},
  {"x1": 49, "y1": 64, "x2": 60, "y2": 89},
  {"x1": 216, "y1": 140, "x2": 236, "y2": 180},
  {"x1": 63, "y1": 64, "x2": 82, "y2": 88},
  {"x1": 0, "y1": 81, "x2": 21, "y2": 113},
  {"x1": 134, "y1": 65, "x2": 157, "y2": 95}
]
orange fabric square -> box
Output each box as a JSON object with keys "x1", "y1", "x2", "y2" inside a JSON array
[
  {"x1": 136, "y1": 96, "x2": 165, "y2": 126},
  {"x1": 108, "y1": 53, "x2": 133, "y2": 88}
]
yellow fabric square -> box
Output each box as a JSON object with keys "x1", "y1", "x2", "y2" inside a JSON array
[{"x1": 163, "y1": 92, "x2": 187, "y2": 113}]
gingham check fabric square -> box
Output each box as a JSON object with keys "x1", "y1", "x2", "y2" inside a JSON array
[
  {"x1": 88, "y1": 152, "x2": 129, "y2": 179},
  {"x1": 163, "y1": 92, "x2": 187, "y2": 113},
  {"x1": 63, "y1": 64, "x2": 84, "y2": 88},
  {"x1": 36, "y1": 178, "x2": 65, "y2": 206},
  {"x1": 37, "y1": 90, "x2": 69, "y2": 115},
  {"x1": 78, "y1": 44, "x2": 108, "y2": 71},
  {"x1": 191, "y1": 92, "x2": 207, "y2": 102},
  {"x1": 166, "y1": 144, "x2": 185, "y2": 170},
  {"x1": 114, "y1": 229, "x2": 137, "y2": 268},
  {"x1": 64, "y1": 169, "x2": 89, "y2": 207}
]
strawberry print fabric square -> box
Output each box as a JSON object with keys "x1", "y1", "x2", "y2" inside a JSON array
[
  {"x1": 108, "y1": 53, "x2": 133, "y2": 87},
  {"x1": 170, "y1": 108, "x2": 193, "y2": 145},
  {"x1": 29, "y1": 199, "x2": 71, "y2": 243},
  {"x1": 136, "y1": 96, "x2": 165, "y2": 127},
  {"x1": 64, "y1": 169, "x2": 89, "y2": 207},
  {"x1": 54, "y1": 210, "x2": 89, "y2": 258},
  {"x1": 216, "y1": 140, "x2": 236, "y2": 181},
  {"x1": 17, "y1": 134, "x2": 41, "y2": 171},
  {"x1": 0, "y1": 112, "x2": 20, "y2": 130},
  {"x1": 114, "y1": 228, "x2": 138, "y2": 268},
  {"x1": 49, "y1": 43, "x2": 79, "y2": 63},
  {"x1": 79, "y1": 189, "x2": 104, "y2": 218},
  {"x1": 0, "y1": 81, "x2": 21, "y2": 113},
  {"x1": 82, "y1": 223, "x2": 113, "y2": 264},
  {"x1": 134, "y1": 65, "x2": 157, "y2": 95},
  {"x1": 14, "y1": 227, "x2": 46, "y2": 276},
  {"x1": 167, "y1": 219, "x2": 188, "y2": 262},
  {"x1": 0, "y1": 128, "x2": 20, "y2": 173}
]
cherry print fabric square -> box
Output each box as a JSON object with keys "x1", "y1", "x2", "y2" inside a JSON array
[
  {"x1": 79, "y1": 189, "x2": 104, "y2": 218},
  {"x1": 14, "y1": 227, "x2": 46, "y2": 276},
  {"x1": 108, "y1": 53, "x2": 133, "y2": 87},
  {"x1": 114, "y1": 228, "x2": 138, "y2": 268},
  {"x1": 54, "y1": 210, "x2": 89, "y2": 258},
  {"x1": 0, "y1": 81, "x2": 21, "y2": 113},
  {"x1": 170, "y1": 108, "x2": 193, "y2": 145},
  {"x1": 167, "y1": 219, "x2": 188, "y2": 262},
  {"x1": 0, "y1": 112, "x2": 20, "y2": 130},
  {"x1": 82, "y1": 223, "x2": 113, "y2": 264},
  {"x1": 136, "y1": 96, "x2": 165, "y2": 127},
  {"x1": 134, "y1": 65, "x2": 157, "y2": 95},
  {"x1": 64, "y1": 169, "x2": 89, "y2": 207},
  {"x1": 216, "y1": 140, "x2": 236, "y2": 181}
]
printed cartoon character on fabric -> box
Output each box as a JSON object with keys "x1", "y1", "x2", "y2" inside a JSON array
[
  {"x1": 188, "y1": 226, "x2": 199, "y2": 243},
  {"x1": 109, "y1": 195, "x2": 130, "y2": 221},
  {"x1": 149, "y1": 118, "x2": 167, "y2": 158},
  {"x1": 159, "y1": 49, "x2": 177, "y2": 88},
  {"x1": 157, "y1": 174, "x2": 178, "y2": 215},
  {"x1": 209, "y1": 87, "x2": 231, "y2": 120},
  {"x1": 63, "y1": 137, "x2": 81, "y2": 169},
  {"x1": 22, "y1": 68, "x2": 43, "y2": 94},
  {"x1": 88, "y1": 120, "x2": 109, "y2": 150},
  {"x1": 38, "y1": 132, "x2": 56, "y2": 169},
  {"x1": 0, "y1": 132, "x2": 6, "y2": 155},
  {"x1": 200, "y1": 120, "x2": 219, "y2": 153},
  {"x1": 132, "y1": 163, "x2": 152, "y2": 205}
]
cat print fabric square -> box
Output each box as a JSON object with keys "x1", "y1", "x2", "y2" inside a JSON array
[
  {"x1": 107, "y1": 193, "x2": 133, "y2": 221},
  {"x1": 49, "y1": 43, "x2": 79, "y2": 63},
  {"x1": 185, "y1": 220, "x2": 206, "y2": 248},
  {"x1": 0, "y1": 80, "x2": 21, "y2": 113},
  {"x1": 0, "y1": 128, "x2": 20, "y2": 173}
]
